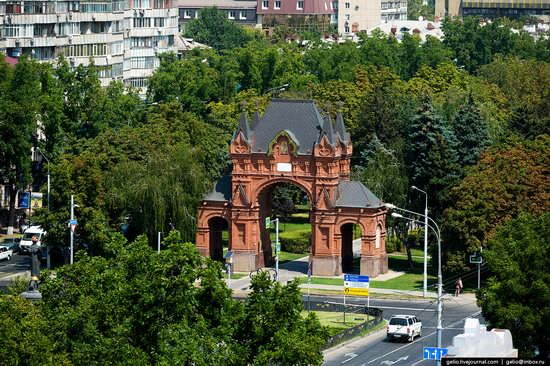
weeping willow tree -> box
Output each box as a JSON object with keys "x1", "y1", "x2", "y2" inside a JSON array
[{"x1": 107, "y1": 142, "x2": 210, "y2": 244}]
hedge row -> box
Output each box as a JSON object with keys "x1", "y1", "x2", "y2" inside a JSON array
[{"x1": 279, "y1": 230, "x2": 311, "y2": 253}]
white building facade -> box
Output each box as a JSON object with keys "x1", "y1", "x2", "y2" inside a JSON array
[{"x1": 0, "y1": 0, "x2": 179, "y2": 93}]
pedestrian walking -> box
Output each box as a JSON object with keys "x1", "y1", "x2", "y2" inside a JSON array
[{"x1": 455, "y1": 277, "x2": 463, "y2": 297}]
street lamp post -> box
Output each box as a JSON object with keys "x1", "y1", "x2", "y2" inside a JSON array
[
  {"x1": 387, "y1": 205, "x2": 443, "y2": 364},
  {"x1": 263, "y1": 83, "x2": 289, "y2": 95},
  {"x1": 411, "y1": 185, "x2": 428, "y2": 298}
]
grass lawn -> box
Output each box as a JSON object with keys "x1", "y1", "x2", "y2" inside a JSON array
[
  {"x1": 303, "y1": 310, "x2": 372, "y2": 336},
  {"x1": 278, "y1": 251, "x2": 307, "y2": 264},
  {"x1": 226, "y1": 272, "x2": 247, "y2": 280}
]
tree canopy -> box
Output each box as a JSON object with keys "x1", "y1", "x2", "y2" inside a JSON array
[{"x1": 477, "y1": 213, "x2": 550, "y2": 358}]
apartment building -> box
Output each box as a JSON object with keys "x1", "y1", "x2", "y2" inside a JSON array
[
  {"x1": 256, "y1": 0, "x2": 333, "y2": 33},
  {"x1": 0, "y1": 0, "x2": 179, "y2": 93},
  {"x1": 381, "y1": 0, "x2": 407, "y2": 22},
  {"x1": 435, "y1": 0, "x2": 550, "y2": 20},
  {"x1": 179, "y1": 0, "x2": 258, "y2": 30},
  {"x1": 335, "y1": 0, "x2": 381, "y2": 35}
]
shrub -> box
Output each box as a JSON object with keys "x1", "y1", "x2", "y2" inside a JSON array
[
  {"x1": 385, "y1": 236, "x2": 401, "y2": 253},
  {"x1": 280, "y1": 230, "x2": 311, "y2": 253}
]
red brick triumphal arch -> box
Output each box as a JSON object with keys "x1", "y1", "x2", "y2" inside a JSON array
[{"x1": 196, "y1": 99, "x2": 388, "y2": 277}]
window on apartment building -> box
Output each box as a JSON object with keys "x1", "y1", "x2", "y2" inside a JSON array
[
  {"x1": 81, "y1": 2, "x2": 111, "y2": 12},
  {"x1": 297, "y1": 0, "x2": 304, "y2": 10},
  {"x1": 6, "y1": 2, "x2": 23, "y2": 13},
  {"x1": 112, "y1": 20, "x2": 123, "y2": 32},
  {"x1": 228, "y1": 11, "x2": 236, "y2": 19},
  {"x1": 133, "y1": 17, "x2": 151, "y2": 27},
  {"x1": 184, "y1": 10, "x2": 192, "y2": 18},
  {"x1": 332, "y1": 1, "x2": 338, "y2": 9},
  {"x1": 154, "y1": 0, "x2": 166, "y2": 8},
  {"x1": 34, "y1": 24, "x2": 54, "y2": 37},
  {"x1": 111, "y1": 41, "x2": 123, "y2": 54},
  {"x1": 3, "y1": 25, "x2": 20, "y2": 38},
  {"x1": 126, "y1": 77, "x2": 148, "y2": 89},
  {"x1": 133, "y1": 0, "x2": 151, "y2": 9},
  {"x1": 154, "y1": 17, "x2": 165, "y2": 27},
  {"x1": 113, "y1": 0, "x2": 125, "y2": 11},
  {"x1": 68, "y1": 1, "x2": 80, "y2": 11},
  {"x1": 240, "y1": 11, "x2": 247, "y2": 19},
  {"x1": 344, "y1": 26, "x2": 350, "y2": 33},
  {"x1": 345, "y1": 2, "x2": 350, "y2": 8},
  {"x1": 274, "y1": 0, "x2": 281, "y2": 9},
  {"x1": 59, "y1": 43, "x2": 108, "y2": 57},
  {"x1": 262, "y1": 0, "x2": 269, "y2": 9},
  {"x1": 344, "y1": 14, "x2": 350, "y2": 20}
]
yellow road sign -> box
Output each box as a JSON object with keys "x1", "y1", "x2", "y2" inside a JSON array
[{"x1": 344, "y1": 287, "x2": 369, "y2": 296}]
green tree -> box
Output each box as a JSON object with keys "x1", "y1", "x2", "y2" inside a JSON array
[
  {"x1": 477, "y1": 213, "x2": 550, "y2": 358},
  {"x1": 405, "y1": 93, "x2": 459, "y2": 217},
  {"x1": 0, "y1": 55, "x2": 41, "y2": 233},
  {"x1": 451, "y1": 96, "x2": 490, "y2": 169},
  {"x1": 356, "y1": 137, "x2": 409, "y2": 208},
  {"x1": 237, "y1": 272, "x2": 328, "y2": 365},
  {"x1": 478, "y1": 56, "x2": 550, "y2": 139},
  {"x1": 0, "y1": 295, "x2": 66, "y2": 366},
  {"x1": 184, "y1": 7, "x2": 253, "y2": 51},
  {"x1": 107, "y1": 142, "x2": 210, "y2": 243},
  {"x1": 442, "y1": 135, "x2": 550, "y2": 272}
]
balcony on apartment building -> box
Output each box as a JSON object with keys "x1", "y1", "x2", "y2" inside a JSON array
[{"x1": 257, "y1": 0, "x2": 333, "y2": 32}]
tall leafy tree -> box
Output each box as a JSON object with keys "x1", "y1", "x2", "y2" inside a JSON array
[
  {"x1": 356, "y1": 136, "x2": 409, "y2": 208},
  {"x1": 442, "y1": 135, "x2": 550, "y2": 272},
  {"x1": 477, "y1": 213, "x2": 550, "y2": 358},
  {"x1": 0, "y1": 56, "x2": 41, "y2": 233},
  {"x1": 183, "y1": 7, "x2": 253, "y2": 51}
]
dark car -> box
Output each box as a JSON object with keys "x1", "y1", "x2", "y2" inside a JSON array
[{"x1": 0, "y1": 237, "x2": 21, "y2": 253}]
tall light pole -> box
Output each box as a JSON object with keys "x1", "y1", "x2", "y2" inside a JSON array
[
  {"x1": 70, "y1": 195, "x2": 74, "y2": 265},
  {"x1": 35, "y1": 147, "x2": 50, "y2": 210},
  {"x1": 388, "y1": 206, "x2": 443, "y2": 364},
  {"x1": 411, "y1": 185, "x2": 428, "y2": 298}
]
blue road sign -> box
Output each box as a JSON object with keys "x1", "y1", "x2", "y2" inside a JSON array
[
  {"x1": 344, "y1": 274, "x2": 370, "y2": 283},
  {"x1": 423, "y1": 347, "x2": 448, "y2": 360},
  {"x1": 69, "y1": 219, "x2": 78, "y2": 225},
  {"x1": 18, "y1": 192, "x2": 30, "y2": 209}
]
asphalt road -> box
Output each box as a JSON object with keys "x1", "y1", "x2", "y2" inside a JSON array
[
  {"x1": 319, "y1": 294, "x2": 482, "y2": 366},
  {"x1": 0, "y1": 252, "x2": 31, "y2": 291}
]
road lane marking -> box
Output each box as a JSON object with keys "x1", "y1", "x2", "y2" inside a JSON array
[
  {"x1": 366, "y1": 310, "x2": 482, "y2": 364},
  {"x1": 342, "y1": 353, "x2": 358, "y2": 364}
]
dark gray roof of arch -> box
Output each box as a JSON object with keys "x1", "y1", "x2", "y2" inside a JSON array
[
  {"x1": 335, "y1": 181, "x2": 383, "y2": 208},
  {"x1": 203, "y1": 175, "x2": 231, "y2": 202},
  {"x1": 251, "y1": 99, "x2": 324, "y2": 155}
]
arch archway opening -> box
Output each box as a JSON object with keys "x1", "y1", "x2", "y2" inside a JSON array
[
  {"x1": 207, "y1": 216, "x2": 229, "y2": 262},
  {"x1": 257, "y1": 182, "x2": 312, "y2": 271},
  {"x1": 340, "y1": 223, "x2": 362, "y2": 274}
]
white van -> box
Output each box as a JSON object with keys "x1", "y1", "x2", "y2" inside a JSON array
[{"x1": 19, "y1": 226, "x2": 46, "y2": 253}]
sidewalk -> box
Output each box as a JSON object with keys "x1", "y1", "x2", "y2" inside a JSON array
[{"x1": 227, "y1": 241, "x2": 477, "y2": 303}]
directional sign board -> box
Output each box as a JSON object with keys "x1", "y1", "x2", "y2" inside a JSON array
[
  {"x1": 469, "y1": 253, "x2": 483, "y2": 264},
  {"x1": 265, "y1": 217, "x2": 270, "y2": 229},
  {"x1": 423, "y1": 347, "x2": 448, "y2": 360},
  {"x1": 343, "y1": 274, "x2": 370, "y2": 297}
]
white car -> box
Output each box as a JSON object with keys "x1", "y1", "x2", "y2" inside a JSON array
[
  {"x1": 0, "y1": 246, "x2": 13, "y2": 261},
  {"x1": 387, "y1": 315, "x2": 422, "y2": 342}
]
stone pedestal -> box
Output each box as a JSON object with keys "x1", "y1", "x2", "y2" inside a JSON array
[
  {"x1": 233, "y1": 250, "x2": 258, "y2": 273},
  {"x1": 312, "y1": 255, "x2": 340, "y2": 276},
  {"x1": 361, "y1": 255, "x2": 381, "y2": 278}
]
